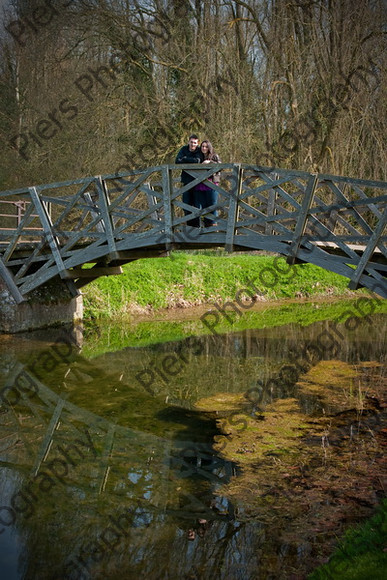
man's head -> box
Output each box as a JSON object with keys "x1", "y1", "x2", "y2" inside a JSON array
[{"x1": 188, "y1": 134, "x2": 199, "y2": 151}]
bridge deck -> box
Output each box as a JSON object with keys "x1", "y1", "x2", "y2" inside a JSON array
[{"x1": 0, "y1": 163, "x2": 386, "y2": 300}]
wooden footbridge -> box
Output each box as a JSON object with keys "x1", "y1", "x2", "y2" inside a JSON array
[{"x1": 0, "y1": 164, "x2": 386, "y2": 300}]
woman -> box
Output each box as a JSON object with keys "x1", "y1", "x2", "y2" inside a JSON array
[{"x1": 194, "y1": 140, "x2": 221, "y2": 227}]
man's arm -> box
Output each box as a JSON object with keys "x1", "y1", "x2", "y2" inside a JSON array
[
  {"x1": 175, "y1": 147, "x2": 202, "y2": 164},
  {"x1": 175, "y1": 147, "x2": 186, "y2": 164}
]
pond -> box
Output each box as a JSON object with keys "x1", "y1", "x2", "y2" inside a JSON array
[{"x1": 0, "y1": 297, "x2": 386, "y2": 579}]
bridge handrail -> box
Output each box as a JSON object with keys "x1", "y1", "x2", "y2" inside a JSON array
[{"x1": 0, "y1": 163, "x2": 386, "y2": 198}]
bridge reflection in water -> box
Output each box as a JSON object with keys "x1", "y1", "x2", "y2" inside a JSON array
[
  {"x1": 0, "y1": 341, "x2": 239, "y2": 579},
  {"x1": 0, "y1": 327, "x2": 241, "y2": 580},
  {"x1": 0, "y1": 164, "x2": 386, "y2": 301}
]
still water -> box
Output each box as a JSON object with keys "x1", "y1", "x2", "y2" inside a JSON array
[{"x1": 0, "y1": 299, "x2": 386, "y2": 579}]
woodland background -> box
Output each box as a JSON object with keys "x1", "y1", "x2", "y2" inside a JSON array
[{"x1": 0, "y1": 0, "x2": 386, "y2": 190}]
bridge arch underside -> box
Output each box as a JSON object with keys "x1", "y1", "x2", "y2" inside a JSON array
[{"x1": 0, "y1": 163, "x2": 386, "y2": 303}]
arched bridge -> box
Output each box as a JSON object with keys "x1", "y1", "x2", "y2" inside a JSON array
[{"x1": 0, "y1": 164, "x2": 386, "y2": 300}]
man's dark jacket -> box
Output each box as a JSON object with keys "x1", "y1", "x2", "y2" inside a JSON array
[{"x1": 175, "y1": 145, "x2": 204, "y2": 185}]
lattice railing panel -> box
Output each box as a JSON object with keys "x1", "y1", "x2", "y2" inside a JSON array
[
  {"x1": 105, "y1": 167, "x2": 166, "y2": 242},
  {"x1": 237, "y1": 168, "x2": 313, "y2": 239},
  {"x1": 308, "y1": 178, "x2": 386, "y2": 247}
]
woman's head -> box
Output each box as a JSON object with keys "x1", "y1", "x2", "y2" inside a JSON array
[{"x1": 200, "y1": 140, "x2": 214, "y2": 159}]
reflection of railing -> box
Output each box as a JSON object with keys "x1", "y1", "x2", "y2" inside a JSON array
[
  {"x1": 0, "y1": 164, "x2": 386, "y2": 302},
  {"x1": 0, "y1": 355, "x2": 238, "y2": 577},
  {"x1": 0, "y1": 356, "x2": 232, "y2": 510}
]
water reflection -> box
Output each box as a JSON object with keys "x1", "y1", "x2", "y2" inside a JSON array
[
  {"x1": 91, "y1": 313, "x2": 386, "y2": 414},
  {"x1": 0, "y1": 330, "x2": 238, "y2": 579},
  {"x1": 0, "y1": 309, "x2": 385, "y2": 579}
]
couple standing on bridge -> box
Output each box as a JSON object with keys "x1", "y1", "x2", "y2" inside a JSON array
[{"x1": 175, "y1": 134, "x2": 221, "y2": 228}]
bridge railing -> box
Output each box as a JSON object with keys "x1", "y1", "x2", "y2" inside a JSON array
[{"x1": 0, "y1": 164, "x2": 386, "y2": 300}]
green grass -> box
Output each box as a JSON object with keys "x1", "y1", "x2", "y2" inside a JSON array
[
  {"x1": 308, "y1": 500, "x2": 387, "y2": 579},
  {"x1": 82, "y1": 252, "x2": 354, "y2": 318}
]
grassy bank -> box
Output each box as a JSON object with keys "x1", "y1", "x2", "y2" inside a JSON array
[
  {"x1": 308, "y1": 499, "x2": 387, "y2": 579},
  {"x1": 82, "y1": 252, "x2": 356, "y2": 318}
]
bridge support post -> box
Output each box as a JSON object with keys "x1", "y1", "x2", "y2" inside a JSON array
[
  {"x1": 348, "y1": 208, "x2": 387, "y2": 290},
  {"x1": 287, "y1": 173, "x2": 318, "y2": 265},
  {"x1": 225, "y1": 164, "x2": 242, "y2": 252},
  {"x1": 0, "y1": 277, "x2": 83, "y2": 333},
  {"x1": 162, "y1": 166, "x2": 173, "y2": 250}
]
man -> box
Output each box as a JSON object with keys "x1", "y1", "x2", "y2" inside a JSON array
[{"x1": 175, "y1": 134, "x2": 203, "y2": 227}]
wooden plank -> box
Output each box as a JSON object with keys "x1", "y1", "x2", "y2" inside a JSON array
[
  {"x1": 0, "y1": 256, "x2": 25, "y2": 303},
  {"x1": 321, "y1": 180, "x2": 373, "y2": 235},
  {"x1": 263, "y1": 178, "x2": 302, "y2": 211},
  {"x1": 1, "y1": 163, "x2": 386, "y2": 301},
  {"x1": 29, "y1": 187, "x2": 68, "y2": 279},
  {"x1": 287, "y1": 174, "x2": 318, "y2": 263},
  {"x1": 103, "y1": 250, "x2": 168, "y2": 261},
  {"x1": 104, "y1": 164, "x2": 164, "y2": 182},
  {"x1": 240, "y1": 173, "x2": 297, "y2": 202},
  {"x1": 13, "y1": 241, "x2": 45, "y2": 280},
  {"x1": 316, "y1": 173, "x2": 387, "y2": 190},
  {"x1": 243, "y1": 164, "x2": 313, "y2": 182},
  {"x1": 75, "y1": 277, "x2": 100, "y2": 289},
  {"x1": 365, "y1": 279, "x2": 387, "y2": 299},
  {"x1": 2, "y1": 203, "x2": 35, "y2": 262},
  {"x1": 351, "y1": 184, "x2": 384, "y2": 220},
  {"x1": 224, "y1": 228, "x2": 294, "y2": 254},
  {"x1": 312, "y1": 197, "x2": 364, "y2": 237},
  {"x1": 1, "y1": 164, "x2": 384, "y2": 199},
  {"x1": 69, "y1": 266, "x2": 123, "y2": 278},
  {"x1": 145, "y1": 183, "x2": 162, "y2": 222},
  {"x1": 265, "y1": 181, "x2": 277, "y2": 235},
  {"x1": 64, "y1": 279, "x2": 81, "y2": 297},
  {"x1": 96, "y1": 177, "x2": 117, "y2": 258},
  {"x1": 171, "y1": 167, "x2": 222, "y2": 201},
  {"x1": 303, "y1": 206, "x2": 362, "y2": 261},
  {"x1": 48, "y1": 180, "x2": 96, "y2": 232},
  {"x1": 16, "y1": 255, "x2": 56, "y2": 288},
  {"x1": 241, "y1": 164, "x2": 386, "y2": 189},
  {"x1": 113, "y1": 202, "x2": 166, "y2": 236},
  {"x1": 237, "y1": 200, "x2": 295, "y2": 237},
  {"x1": 31, "y1": 397, "x2": 66, "y2": 477},
  {"x1": 17, "y1": 262, "x2": 59, "y2": 295},
  {"x1": 225, "y1": 165, "x2": 242, "y2": 252},
  {"x1": 83, "y1": 192, "x2": 105, "y2": 232},
  {"x1": 110, "y1": 184, "x2": 158, "y2": 224},
  {"x1": 57, "y1": 211, "x2": 109, "y2": 254},
  {"x1": 162, "y1": 166, "x2": 173, "y2": 249},
  {"x1": 171, "y1": 162, "x2": 234, "y2": 171},
  {"x1": 60, "y1": 226, "x2": 163, "y2": 269},
  {"x1": 310, "y1": 193, "x2": 387, "y2": 215},
  {"x1": 348, "y1": 208, "x2": 387, "y2": 289},
  {"x1": 109, "y1": 168, "x2": 156, "y2": 211},
  {"x1": 98, "y1": 424, "x2": 116, "y2": 494}
]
